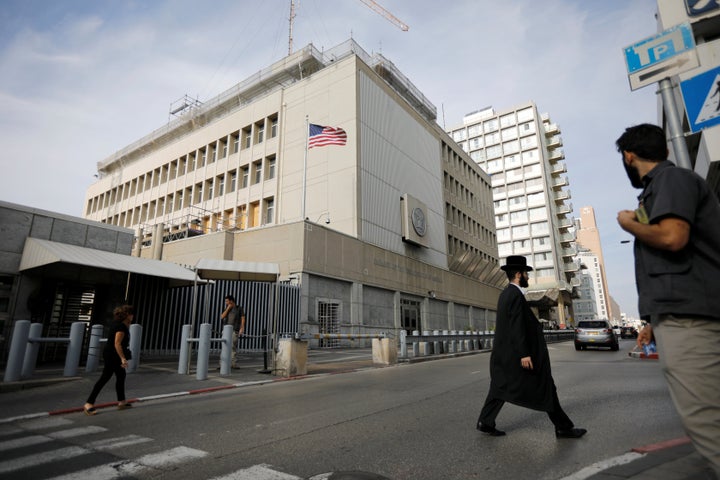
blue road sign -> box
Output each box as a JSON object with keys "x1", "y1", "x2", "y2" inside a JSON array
[
  {"x1": 680, "y1": 65, "x2": 720, "y2": 133},
  {"x1": 624, "y1": 23, "x2": 695, "y2": 74},
  {"x1": 686, "y1": 0, "x2": 720, "y2": 17}
]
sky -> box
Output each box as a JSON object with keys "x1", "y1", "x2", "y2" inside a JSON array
[{"x1": 0, "y1": 0, "x2": 661, "y2": 318}]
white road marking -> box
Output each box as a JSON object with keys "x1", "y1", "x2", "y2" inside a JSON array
[
  {"x1": 0, "y1": 434, "x2": 50, "y2": 450},
  {"x1": 558, "y1": 452, "x2": 645, "y2": 480},
  {"x1": 47, "y1": 446, "x2": 208, "y2": 480},
  {"x1": 209, "y1": 463, "x2": 303, "y2": 479},
  {"x1": 18, "y1": 417, "x2": 73, "y2": 430},
  {"x1": 135, "y1": 445, "x2": 208, "y2": 467},
  {"x1": 50, "y1": 426, "x2": 108, "y2": 439},
  {"x1": 86, "y1": 434, "x2": 153, "y2": 450},
  {"x1": 0, "y1": 446, "x2": 89, "y2": 474}
]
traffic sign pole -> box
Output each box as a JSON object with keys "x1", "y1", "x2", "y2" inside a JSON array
[{"x1": 658, "y1": 78, "x2": 692, "y2": 170}]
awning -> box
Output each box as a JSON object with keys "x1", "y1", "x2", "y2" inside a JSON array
[
  {"x1": 194, "y1": 258, "x2": 280, "y2": 282},
  {"x1": 19, "y1": 238, "x2": 198, "y2": 286}
]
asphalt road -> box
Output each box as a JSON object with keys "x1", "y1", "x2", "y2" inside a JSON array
[{"x1": 1, "y1": 339, "x2": 684, "y2": 480}]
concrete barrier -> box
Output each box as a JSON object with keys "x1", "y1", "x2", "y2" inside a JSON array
[{"x1": 276, "y1": 338, "x2": 308, "y2": 377}]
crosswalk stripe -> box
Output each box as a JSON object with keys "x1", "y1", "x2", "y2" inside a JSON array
[
  {"x1": 47, "y1": 446, "x2": 209, "y2": 480},
  {"x1": 135, "y1": 445, "x2": 208, "y2": 467},
  {"x1": 0, "y1": 446, "x2": 89, "y2": 474},
  {"x1": 50, "y1": 426, "x2": 108, "y2": 439},
  {"x1": 86, "y1": 434, "x2": 153, "y2": 450},
  {"x1": 0, "y1": 434, "x2": 50, "y2": 451},
  {"x1": 48, "y1": 460, "x2": 145, "y2": 480},
  {"x1": 18, "y1": 417, "x2": 72, "y2": 430},
  {"x1": 209, "y1": 464, "x2": 303, "y2": 480}
]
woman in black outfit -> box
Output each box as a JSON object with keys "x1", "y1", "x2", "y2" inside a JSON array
[{"x1": 84, "y1": 305, "x2": 134, "y2": 415}]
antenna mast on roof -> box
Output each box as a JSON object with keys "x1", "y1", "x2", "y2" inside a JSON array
[{"x1": 288, "y1": 0, "x2": 297, "y2": 55}]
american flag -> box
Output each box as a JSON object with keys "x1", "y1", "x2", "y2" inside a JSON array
[{"x1": 308, "y1": 123, "x2": 347, "y2": 148}]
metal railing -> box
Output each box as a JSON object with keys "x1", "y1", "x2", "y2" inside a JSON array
[{"x1": 400, "y1": 329, "x2": 575, "y2": 359}]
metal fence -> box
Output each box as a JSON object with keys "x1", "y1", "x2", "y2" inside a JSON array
[{"x1": 127, "y1": 277, "x2": 300, "y2": 356}]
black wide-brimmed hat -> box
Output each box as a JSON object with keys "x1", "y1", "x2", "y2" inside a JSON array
[{"x1": 501, "y1": 255, "x2": 533, "y2": 272}]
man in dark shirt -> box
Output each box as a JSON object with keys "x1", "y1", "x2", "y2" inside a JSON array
[
  {"x1": 616, "y1": 123, "x2": 720, "y2": 475},
  {"x1": 221, "y1": 295, "x2": 245, "y2": 368}
]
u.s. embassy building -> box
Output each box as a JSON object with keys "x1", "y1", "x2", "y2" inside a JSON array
[{"x1": 83, "y1": 39, "x2": 504, "y2": 347}]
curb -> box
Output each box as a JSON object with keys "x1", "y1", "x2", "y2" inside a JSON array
[{"x1": 1, "y1": 365, "x2": 383, "y2": 424}]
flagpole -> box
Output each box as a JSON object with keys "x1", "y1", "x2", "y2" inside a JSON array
[{"x1": 302, "y1": 115, "x2": 309, "y2": 220}]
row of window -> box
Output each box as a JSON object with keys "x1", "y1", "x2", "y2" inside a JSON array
[
  {"x1": 445, "y1": 202, "x2": 496, "y2": 247},
  {"x1": 88, "y1": 114, "x2": 279, "y2": 216},
  {"x1": 496, "y1": 221, "x2": 550, "y2": 241},
  {"x1": 455, "y1": 106, "x2": 536, "y2": 141}
]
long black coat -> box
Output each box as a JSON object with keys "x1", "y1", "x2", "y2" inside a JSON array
[{"x1": 487, "y1": 284, "x2": 555, "y2": 412}]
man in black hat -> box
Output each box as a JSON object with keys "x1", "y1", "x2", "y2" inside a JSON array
[{"x1": 476, "y1": 255, "x2": 586, "y2": 438}]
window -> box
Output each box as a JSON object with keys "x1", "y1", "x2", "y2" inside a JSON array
[
  {"x1": 217, "y1": 175, "x2": 225, "y2": 196},
  {"x1": 468, "y1": 123, "x2": 481, "y2": 136},
  {"x1": 230, "y1": 171, "x2": 237, "y2": 192},
  {"x1": 470, "y1": 137, "x2": 483, "y2": 149},
  {"x1": 533, "y1": 236, "x2": 551, "y2": 249},
  {"x1": 512, "y1": 224, "x2": 529, "y2": 237},
  {"x1": 241, "y1": 166, "x2": 249, "y2": 188},
  {"x1": 528, "y1": 206, "x2": 547, "y2": 220},
  {"x1": 519, "y1": 122, "x2": 536, "y2": 135},
  {"x1": 265, "y1": 197, "x2": 274, "y2": 223},
  {"x1": 242, "y1": 126, "x2": 252, "y2": 149},
  {"x1": 485, "y1": 131, "x2": 501, "y2": 145},
  {"x1": 531, "y1": 221, "x2": 549, "y2": 234},
  {"x1": 486, "y1": 145, "x2": 502, "y2": 159},
  {"x1": 252, "y1": 160, "x2": 262, "y2": 184},
  {"x1": 520, "y1": 136, "x2": 537, "y2": 150},
  {"x1": 500, "y1": 113, "x2": 516, "y2": 127},
  {"x1": 501, "y1": 127, "x2": 517, "y2": 141},
  {"x1": 270, "y1": 116, "x2": 278, "y2": 138},
  {"x1": 256, "y1": 121, "x2": 265, "y2": 143},
  {"x1": 199, "y1": 149, "x2": 206, "y2": 167},
  {"x1": 318, "y1": 300, "x2": 341, "y2": 347},
  {"x1": 486, "y1": 158, "x2": 503, "y2": 173},
  {"x1": 503, "y1": 140, "x2": 519, "y2": 155},
  {"x1": 522, "y1": 149, "x2": 539, "y2": 163},
  {"x1": 483, "y1": 118, "x2": 498, "y2": 133},
  {"x1": 453, "y1": 129, "x2": 467, "y2": 141},
  {"x1": 232, "y1": 132, "x2": 240, "y2": 153},
  {"x1": 517, "y1": 107, "x2": 534, "y2": 123},
  {"x1": 266, "y1": 156, "x2": 276, "y2": 180},
  {"x1": 510, "y1": 210, "x2": 528, "y2": 223}
]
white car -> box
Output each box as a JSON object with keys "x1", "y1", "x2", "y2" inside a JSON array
[{"x1": 612, "y1": 325, "x2": 622, "y2": 337}]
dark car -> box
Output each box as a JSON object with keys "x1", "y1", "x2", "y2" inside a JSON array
[
  {"x1": 574, "y1": 320, "x2": 619, "y2": 351},
  {"x1": 620, "y1": 326, "x2": 639, "y2": 339}
]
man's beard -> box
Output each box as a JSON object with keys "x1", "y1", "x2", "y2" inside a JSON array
[
  {"x1": 519, "y1": 275, "x2": 529, "y2": 288},
  {"x1": 623, "y1": 160, "x2": 644, "y2": 189}
]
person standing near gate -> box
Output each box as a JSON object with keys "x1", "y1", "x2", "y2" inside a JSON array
[
  {"x1": 477, "y1": 256, "x2": 586, "y2": 439},
  {"x1": 221, "y1": 295, "x2": 245, "y2": 368},
  {"x1": 84, "y1": 305, "x2": 135, "y2": 415}
]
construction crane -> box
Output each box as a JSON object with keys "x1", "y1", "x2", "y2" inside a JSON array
[
  {"x1": 288, "y1": 0, "x2": 408, "y2": 55},
  {"x1": 357, "y1": 0, "x2": 409, "y2": 31}
]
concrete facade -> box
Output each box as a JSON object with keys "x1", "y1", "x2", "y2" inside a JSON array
[{"x1": 0, "y1": 200, "x2": 135, "y2": 358}]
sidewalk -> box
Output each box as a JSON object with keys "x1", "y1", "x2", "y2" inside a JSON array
[{"x1": 1, "y1": 349, "x2": 716, "y2": 480}]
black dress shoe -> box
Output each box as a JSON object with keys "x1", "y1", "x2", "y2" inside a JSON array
[
  {"x1": 477, "y1": 424, "x2": 506, "y2": 436},
  {"x1": 555, "y1": 427, "x2": 587, "y2": 439}
]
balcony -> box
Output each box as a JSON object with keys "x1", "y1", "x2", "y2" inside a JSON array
[
  {"x1": 559, "y1": 232, "x2": 576, "y2": 245},
  {"x1": 562, "y1": 245, "x2": 578, "y2": 258},
  {"x1": 549, "y1": 149, "x2": 565, "y2": 162},
  {"x1": 552, "y1": 177, "x2": 568, "y2": 190},
  {"x1": 558, "y1": 218, "x2": 573, "y2": 230},
  {"x1": 554, "y1": 189, "x2": 571, "y2": 203},
  {"x1": 547, "y1": 137, "x2": 563, "y2": 149},
  {"x1": 556, "y1": 202, "x2": 572, "y2": 216},
  {"x1": 570, "y1": 276, "x2": 582, "y2": 288},
  {"x1": 564, "y1": 258, "x2": 582, "y2": 273},
  {"x1": 544, "y1": 123, "x2": 560, "y2": 136},
  {"x1": 550, "y1": 161, "x2": 567, "y2": 175}
]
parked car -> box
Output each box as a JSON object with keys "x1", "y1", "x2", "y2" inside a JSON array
[
  {"x1": 612, "y1": 325, "x2": 622, "y2": 336},
  {"x1": 620, "y1": 326, "x2": 639, "y2": 339},
  {"x1": 574, "y1": 320, "x2": 619, "y2": 351}
]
